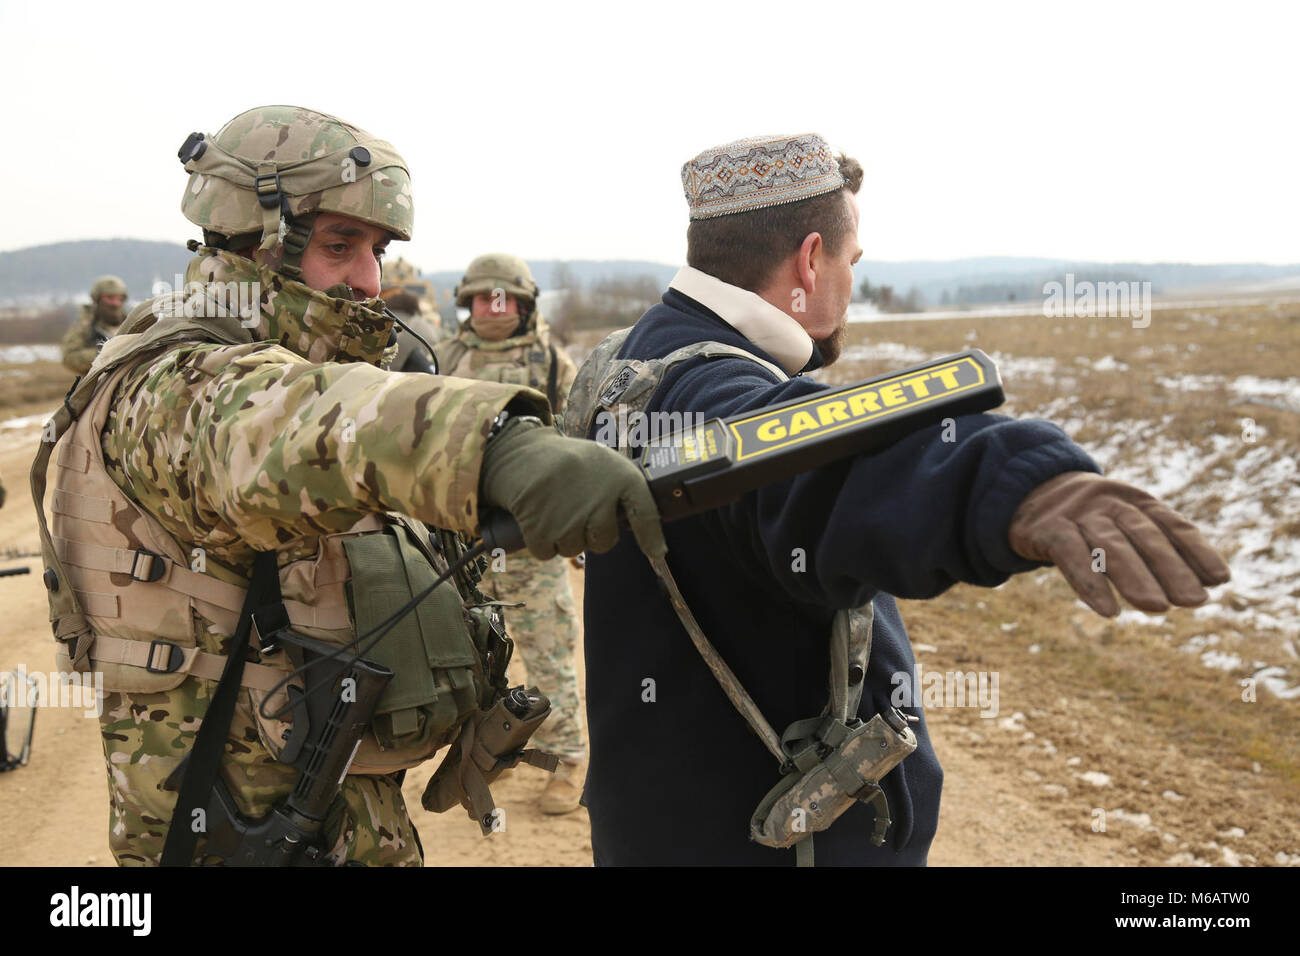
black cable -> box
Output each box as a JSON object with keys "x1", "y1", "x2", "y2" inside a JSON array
[
  {"x1": 257, "y1": 539, "x2": 487, "y2": 721},
  {"x1": 385, "y1": 307, "x2": 440, "y2": 375}
]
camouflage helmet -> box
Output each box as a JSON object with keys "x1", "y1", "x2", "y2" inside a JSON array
[
  {"x1": 90, "y1": 275, "x2": 128, "y2": 302},
  {"x1": 454, "y1": 253, "x2": 539, "y2": 309},
  {"x1": 177, "y1": 106, "x2": 413, "y2": 278}
]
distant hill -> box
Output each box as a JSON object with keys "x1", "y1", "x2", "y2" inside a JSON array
[
  {"x1": 2, "y1": 240, "x2": 1296, "y2": 309},
  {"x1": 0, "y1": 239, "x2": 193, "y2": 305},
  {"x1": 852, "y1": 258, "x2": 1300, "y2": 306},
  {"x1": 422, "y1": 261, "x2": 681, "y2": 303}
]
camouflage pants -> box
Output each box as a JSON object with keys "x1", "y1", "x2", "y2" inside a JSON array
[
  {"x1": 99, "y1": 676, "x2": 422, "y2": 867},
  {"x1": 480, "y1": 553, "x2": 585, "y2": 762}
]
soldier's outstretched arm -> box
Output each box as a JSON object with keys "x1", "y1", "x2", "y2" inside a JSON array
[
  {"x1": 180, "y1": 349, "x2": 544, "y2": 546},
  {"x1": 111, "y1": 346, "x2": 662, "y2": 557}
]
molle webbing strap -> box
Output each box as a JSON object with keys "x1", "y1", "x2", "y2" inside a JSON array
[
  {"x1": 32, "y1": 310, "x2": 255, "y2": 666},
  {"x1": 85, "y1": 634, "x2": 288, "y2": 692},
  {"x1": 30, "y1": 377, "x2": 97, "y2": 665}
]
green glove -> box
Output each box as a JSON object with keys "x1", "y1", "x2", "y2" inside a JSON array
[{"x1": 479, "y1": 417, "x2": 666, "y2": 560}]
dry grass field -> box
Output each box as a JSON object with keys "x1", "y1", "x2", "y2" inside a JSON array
[{"x1": 820, "y1": 303, "x2": 1300, "y2": 865}]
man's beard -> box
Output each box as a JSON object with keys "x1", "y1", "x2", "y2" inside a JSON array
[
  {"x1": 95, "y1": 302, "x2": 125, "y2": 326},
  {"x1": 815, "y1": 322, "x2": 846, "y2": 366}
]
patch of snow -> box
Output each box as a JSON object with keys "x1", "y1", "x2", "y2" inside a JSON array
[
  {"x1": 1115, "y1": 610, "x2": 1167, "y2": 627},
  {"x1": 987, "y1": 351, "x2": 1058, "y2": 380},
  {"x1": 0, "y1": 411, "x2": 52, "y2": 431},
  {"x1": 997, "y1": 712, "x2": 1026, "y2": 731},
  {"x1": 1078, "y1": 771, "x2": 1112, "y2": 787},
  {"x1": 1109, "y1": 809, "x2": 1154, "y2": 830},
  {"x1": 1252, "y1": 666, "x2": 1300, "y2": 700},
  {"x1": 1201, "y1": 650, "x2": 1243, "y2": 672},
  {"x1": 837, "y1": 341, "x2": 931, "y2": 366},
  {"x1": 0, "y1": 344, "x2": 60, "y2": 363}
]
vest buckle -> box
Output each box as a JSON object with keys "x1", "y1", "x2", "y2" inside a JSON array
[
  {"x1": 131, "y1": 550, "x2": 166, "y2": 583},
  {"x1": 145, "y1": 639, "x2": 185, "y2": 674}
]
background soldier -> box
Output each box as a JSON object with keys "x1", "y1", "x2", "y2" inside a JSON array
[
  {"x1": 61, "y1": 275, "x2": 128, "y2": 374},
  {"x1": 437, "y1": 255, "x2": 587, "y2": 814},
  {"x1": 32, "y1": 106, "x2": 662, "y2": 866}
]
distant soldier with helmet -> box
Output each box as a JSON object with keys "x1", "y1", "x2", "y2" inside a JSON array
[
  {"x1": 61, "y1": 275, "x2": 128, "y2": 374},
  {"x1": 436, "y1": 254, "x2": 587, "y2": 814}
]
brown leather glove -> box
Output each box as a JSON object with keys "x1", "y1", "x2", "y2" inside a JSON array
[{"x1": 1008, "y1": 471, "x2": 1230, "y2": 617}]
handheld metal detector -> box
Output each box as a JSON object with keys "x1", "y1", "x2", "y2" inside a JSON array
[{"x1": 482, "y1": 348, "x2": 1004, "y2": 551}]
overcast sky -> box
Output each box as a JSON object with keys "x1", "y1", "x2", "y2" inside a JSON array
[{"x1": 1, "y1": 1, "x2": 1295, "y2": 269}]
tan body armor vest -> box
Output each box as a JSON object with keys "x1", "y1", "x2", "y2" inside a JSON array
[
  {"x1": 438, "y1": 319, "x2": 562, "y2": 408},
  {"x1": 33, "y1": 304, "x2": 490, "y2": 775}
]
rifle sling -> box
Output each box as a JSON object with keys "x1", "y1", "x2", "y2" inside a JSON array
[{"x1": 160, "y1": 550, "x2": 283, "y2": 866}]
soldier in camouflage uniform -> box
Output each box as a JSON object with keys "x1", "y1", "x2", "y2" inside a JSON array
[
  {"x1": 31, "y1": 106, "x2": 664, "y2": 866},
  {"x1": 437, "y1": 255, "x2": 586, "y2": 814},
  {"x1": 62, "y1": 275, "x2": 128, "y2": 374}
]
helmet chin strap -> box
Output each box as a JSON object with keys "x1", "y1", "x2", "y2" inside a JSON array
[
  {"x1": 273, "y1": 208, "x2": 316, "y2": 281},
  {"x1": 250, "y1": 163, "x2": 316, "y2": 281}
]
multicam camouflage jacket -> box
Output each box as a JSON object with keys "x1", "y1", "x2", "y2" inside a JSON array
[
  {"x1": 97, "y1": 246, "x2": 549, "y2": 580},
  {"x1": 436, "y1": 314, "x2": 577, "y2": 417},
  {"x1": 62, "y1": 303, "x2": 123, "y2": 375}
]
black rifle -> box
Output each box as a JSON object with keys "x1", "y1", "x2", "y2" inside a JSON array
[{"x1": 177, "y1": 631, "x2": 392, "y2": 866}]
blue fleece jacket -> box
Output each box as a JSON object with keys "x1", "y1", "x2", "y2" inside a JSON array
[{"x1": 581, "y1": 289, "x2": 1099, "y2": 865}]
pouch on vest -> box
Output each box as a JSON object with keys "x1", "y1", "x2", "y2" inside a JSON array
[
  {"x1": 421, "y1": 685, "x2": 558, "y2": 832},
  {"x1": 749, "y1": 708, "x2": 917, "y2": 850},
  {"x1": 338, "y1": 523, "x2": 482, "y2": 773}
]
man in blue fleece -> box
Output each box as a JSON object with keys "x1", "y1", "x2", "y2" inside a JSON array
[{"x1": 571, "y1": 134, "x2": 1229, "y2": 866}]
